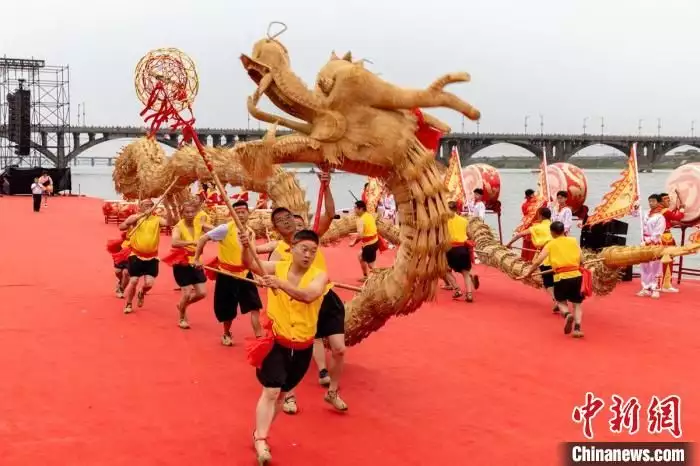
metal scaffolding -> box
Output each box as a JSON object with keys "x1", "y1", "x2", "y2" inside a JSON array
[{"x1": 0, "y1": 57, "x2": 71, "y2": 168}]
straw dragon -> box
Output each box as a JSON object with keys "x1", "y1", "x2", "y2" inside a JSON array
[{"x1": 234, "y1": 36, "x2": 480, "y2": 345}]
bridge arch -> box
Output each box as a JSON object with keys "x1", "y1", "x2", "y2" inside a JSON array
[
  {"x1": 567, "y1": 143, "x2": 630, "y2": 160},
  {"x1": 469, "y1": 141, "x2": 543, "y2": 159},
  {"x1": 68, "y1": 135, "x2": 178, "y2": 163}
]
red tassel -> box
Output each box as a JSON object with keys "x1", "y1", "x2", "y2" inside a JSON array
[
  {"x1": 412, "y1": 108, "x2": 443, "y2": 153},
  {"x1": 244, "y1": 315, "x2": 275, "y2": 368},
  {"x1": 204, "y1": 257, "x2": 220, "y2": 280},
  {"x1": 377, "y1": 235, "x2": 389, "y2": 253},
  {"x1": 580, "y1": 267, "x2": 593, "y2": 297},
  {"x1": 106, "y1": 238, "x2": 124, "y2": 254}
]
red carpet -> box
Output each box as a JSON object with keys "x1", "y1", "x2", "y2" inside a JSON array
[{"x1": 0, "y1": 196, "x2": 697, "y2": 465}]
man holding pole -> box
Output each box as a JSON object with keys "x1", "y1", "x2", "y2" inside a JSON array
[
  {"x1": 119, "y1": 199, "x2": 173, "y2": 314},
  {"x1": 259, "y1": 171, "x2": 349, "y2": 414},
  {"x1": 193, "y1": 200, "x2": 263, "y2": 345},
  {"x1": 242, "y1": 228, "x2": 329, "y2": 465},
  {"x1": 519, "y1": 221, "x2": 589, "y2": 338}
]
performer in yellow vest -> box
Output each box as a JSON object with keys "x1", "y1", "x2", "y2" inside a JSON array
[
  {"x1": 506, "y1": 207, "x2": 558, "y2": 312},
  {"x1": 444, "y1": 201, "x2": 476, "y2": 302},
  {"x1": 119, "y1": 199, "x2": 172, "y2": 314},
  {"x1": 194, "y1": 199, "x2": 262, "y2": 346},
  {"x1": 169, "y1": 202, "x2": 210, "y2": 329},
  {"x1": 240, "y1": 228, "x2": 329, "y2": 466},
  {"x1": 520, "y1": 221, "x2": 587, "y2": 338},
  {"x1": 261, "y1": 176, "x2": 348, "y2": 414},
  {"x1": 349, "y1": 200, "x2": 379, "y2": 280}
]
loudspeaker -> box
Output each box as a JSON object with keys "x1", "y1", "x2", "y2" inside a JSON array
[
  {"x1": 605, "y1": 234, "x2": 627, "y2": 246},
  {"x1": 6, "y1": 92, "x2": 18, "y2": 143},
  {"x1": 16, "y1": 89, "x2": 31, "y2": 156},
  {"x1": 580, "y1": 220, "x2": 629, "y2": 251},
  {"x1": 603, "y1": 219, "x2": 628, "y2": 236}
]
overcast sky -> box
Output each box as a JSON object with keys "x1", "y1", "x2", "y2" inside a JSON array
[{"x1": 4, "y1": 0, "x2": 700, "y2": 137}]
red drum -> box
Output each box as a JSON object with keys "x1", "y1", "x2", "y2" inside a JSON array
[
  {"x1": 462, "y1": 164, "x2": 501, "y2": 208},
  {"x1": 118, "y1": 202, "x2": 138, "y2": 221},
  {"x1": 546, "y1": 163, "x2": 588, "y2": 212},
  {"x1": 103, "y1": 200, "x2": 121, "y2": 223},
  {"x1": 665, "y1": 163, "x2": 700, "y2": 225}
]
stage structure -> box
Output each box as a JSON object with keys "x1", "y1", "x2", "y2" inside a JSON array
[{"x1": 0, "y1": 57, "x2": 71, "y2": 168}]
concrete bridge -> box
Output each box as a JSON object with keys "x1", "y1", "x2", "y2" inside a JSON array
[{"x1": 2, "y1": 125, "x2": 700, "y2": 168}]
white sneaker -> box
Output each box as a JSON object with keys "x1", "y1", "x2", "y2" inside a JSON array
[
  {"x1": 651, "y1": 291, "x2": 660, "y2": 299},
  {"x1": 661, "y1": 287, "x2": 679, "y2": 293},
  {"x1": 636, "y1": 289, "x2": 651, "y2": 297}
]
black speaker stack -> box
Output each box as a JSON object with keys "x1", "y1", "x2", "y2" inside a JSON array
[
  {"x1": 6, "y1": 85, "x2": 31, "y2": 156},
  {"x1": 580, "y1": 219, "x2": 633, "y2": 281}
]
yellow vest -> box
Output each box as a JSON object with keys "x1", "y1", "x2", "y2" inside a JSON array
[
  {"x1": 529, "y1": 219, "x2": 553, "y2": 267},
  {"x1": 195, "y1": 210, "x2": 211, "y2": 227},
  {"x1": 360, "y1": 212, "x2": 378, "y2": 245},
  {"x1": 546, "y1": 236, "x2": 582, "y2": 282},
  {"x1": 129, "y1": 216, "x2": 161, "y2": 258},
  {"x1": 267, "y1": 261, "x2": 325, "y2": 341},
  {"x1": 447, "y1": 214, "x2": 468, "y2": 244},
  {"x1": 217, "y1": 222, "x2": 248, "y2": 277},
  {"x1": 176, "y1": 219, "x2": 203, "y2": 264}
]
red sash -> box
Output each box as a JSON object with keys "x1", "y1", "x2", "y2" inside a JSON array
[
  {"x1": 112, "y1": 247, "x2": 131, "y2": 265},
  {"x1": 361, "y1": 235, "x2": 377, "y2": 244},
  {"x1": 162, "y1": 248, "x2": 193, "y2": 267},
  {"x1": 131, "y1": 248, "x2": 158, "y2": 259},
  {"x1": 204, "y1": 258, "x2": 247, "y2": 280},
  {"x1": 245, "y1": 314, "x2": 314, "y2": 368},
  {"x1": 553, "y1": 265, "x2": 592, "y2": 297}
]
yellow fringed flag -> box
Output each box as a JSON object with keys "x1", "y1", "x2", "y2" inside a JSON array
[
  {"x1": 444, "y1": 145, "x2": 468, "y2": 210},
  {"x1": 585, "y1": 143, "x2": 640, "y2": 227},
  {"x1": 515, "y1": 147, "x2": 550, "y2": 233}
]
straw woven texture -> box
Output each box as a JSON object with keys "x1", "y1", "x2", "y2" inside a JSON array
[{"x1": 237, "y1": 37, "x2": 482, "y2": 345}]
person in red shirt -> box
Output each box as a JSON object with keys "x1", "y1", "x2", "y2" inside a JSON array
[
  {"x1": 659, "y1": 192, "x2": 685, "y2": 292},
  {"x1": 520, "y1": 189, "x2": 538, "y2": 261}
]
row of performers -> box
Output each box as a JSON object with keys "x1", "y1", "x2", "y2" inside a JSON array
[
  {"x1": 514, "y1": 189, "x2": 686, "y2": 298},
  {"x1": 106, "y1": 174, "x2": 389, "y2": 464},
  {"x1": 197, "y1": 182, "x2": 270, "y2": 210}
]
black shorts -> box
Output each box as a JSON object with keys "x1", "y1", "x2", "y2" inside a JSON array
[
  {"x1": 256, "y1": 342, "x2": 313, "y2": 392},
  {"x1": 213, "y1": 271, "x2": 262, "y2": 322},
  {"x1": 127, "y1": 256, "x2": 159, "y2": 278},
  {"x1": 316, "y1": 289, "x2": 345, "y2": 338},
  {"x1": 554, "y1": 276, "x2": 585, "y2": 304},
  {"x1": 173, "y1": 264, "x2": 207, "y2": 287},
  {"x1": 446, "y1": 245, "x2": 471, "y2": 272},
  {"x1": 114, "y1": 261, "x2": 129, "y2": 270},
  {"x1": 361, "y1": 242, "x2": 379, "y2": 263},
  {"x1": 540, "y1": 265, "x2": 554, "y2": 288}
]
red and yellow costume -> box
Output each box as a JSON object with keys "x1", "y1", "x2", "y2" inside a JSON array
[
  {"x1": 660, "y1": 207, "x2": 684, "y2": 289},
  {"x1": 520, "y1": 197, "x2": 539, "y2": 261}
]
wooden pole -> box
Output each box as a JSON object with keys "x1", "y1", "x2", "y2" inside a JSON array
[
  {"x1": 127, "y1": 176, "x2": 180, "y2": 238},
  {"x1": 203, "y1": 266, "x2": 362, "y2": 292}
]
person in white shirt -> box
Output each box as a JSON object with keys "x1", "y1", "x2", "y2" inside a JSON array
[
  {"x1": 31, "y1": 177, "x2": 44, "y2": 212},
  {"x1": 551, "y1": 191, "x2": 573, "y2": 235},
  {"x1": 380, "y1": 192, "x2": 397, "y2": 224},
  {"x1": 469, "y1": 189, "x2": 486, "y2": 221},
  {"x1": 638, "y1": 194, "x2": 665, "y2": 299}
]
